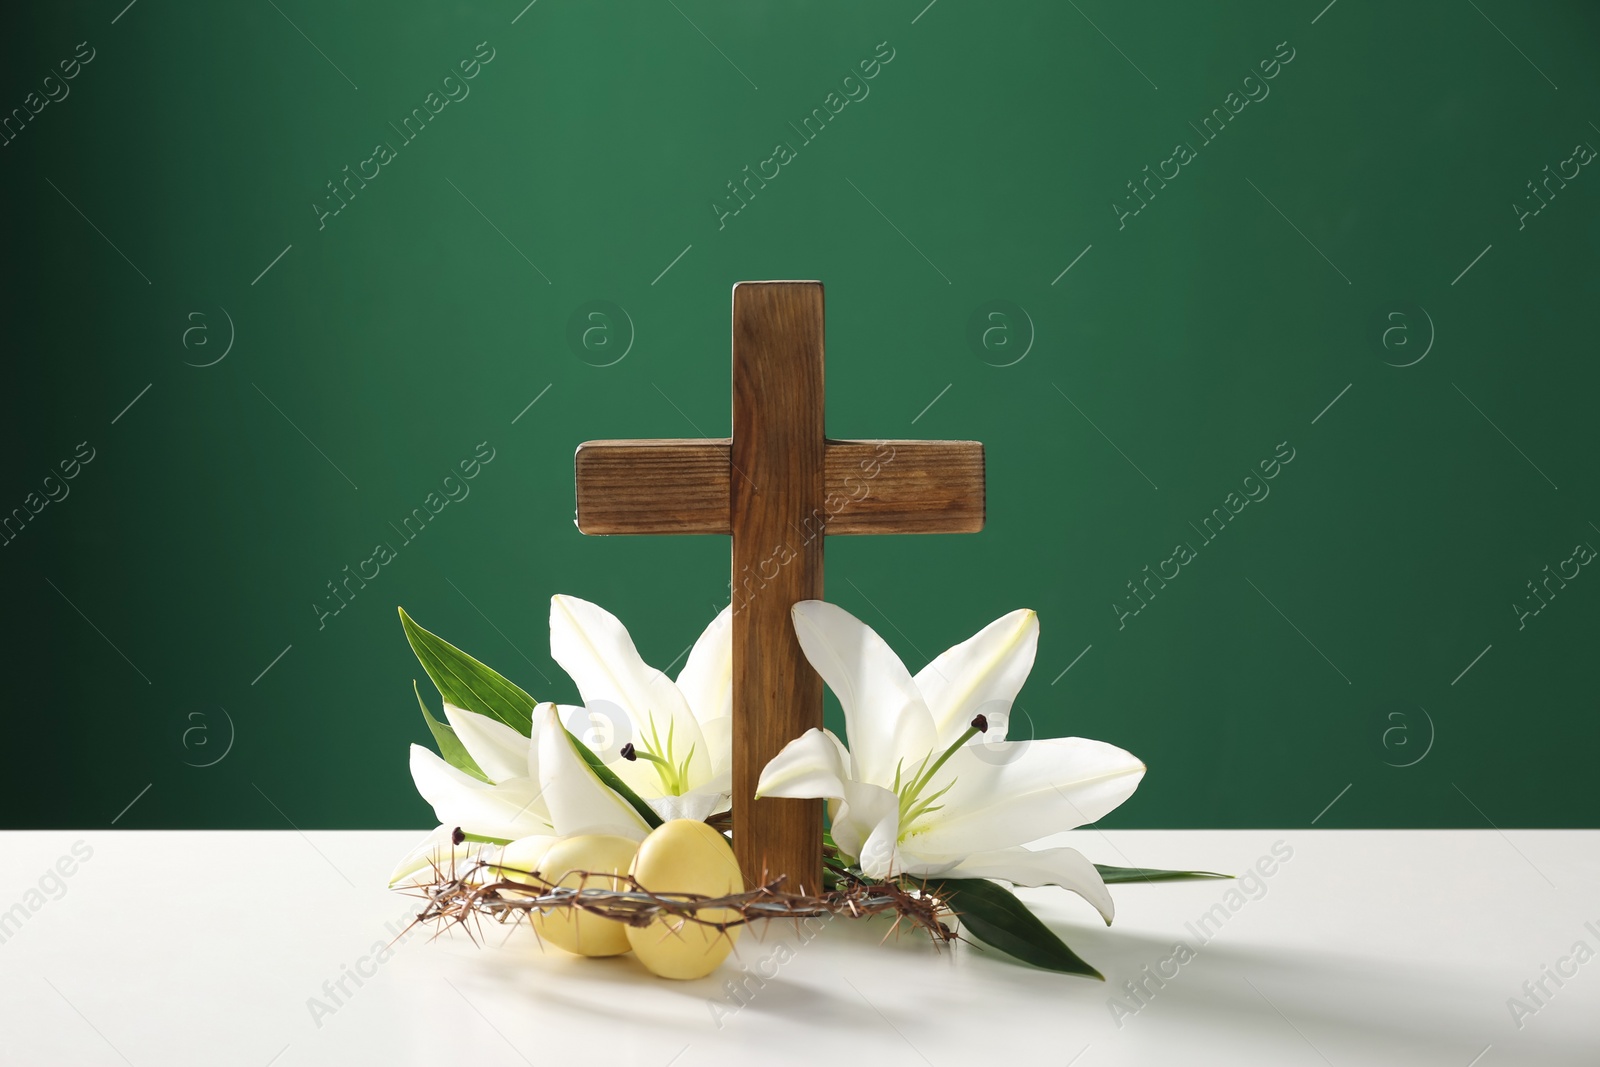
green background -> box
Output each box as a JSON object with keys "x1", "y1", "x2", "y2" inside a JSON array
[{"x1": 4, "y1": 0, "x2": 1596, "y2": 831}]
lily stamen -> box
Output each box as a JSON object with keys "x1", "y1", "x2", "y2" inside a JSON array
[
  {"x1": 898, "y1": 719, "x2": 988, "y2": 826},
  {"x1": 626, "y1": 716, "x2": 695, "y2": 795},
  {"x1": 624, "y1": 744, "x2": 684, "y2": 790}
]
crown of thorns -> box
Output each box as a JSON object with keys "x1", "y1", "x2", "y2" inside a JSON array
[{"x1": 401, "y1": 851, "x2": 961, "y2": 949}]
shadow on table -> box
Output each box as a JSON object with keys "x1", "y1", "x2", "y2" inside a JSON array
[
  {"x1": 452, "y1": 915, "x2": 866, "y2": 1032},
  {"x1": 1031, "y1": 919, "x2": 1582, "y2": 1065},
  {"x1": 430, "y1": 906, "x2": 1587, "y2": 1064}
]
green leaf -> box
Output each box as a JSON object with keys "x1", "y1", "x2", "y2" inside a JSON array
[
  {"x1": 415, "y1": 680, "x2": 489, "y2": 782},
  {"x1": 399, "y1": 607, "x2": 535, "y2": 735},
  {"x1": 397, "y1": 607, "x2": 665, "y2": 831},
  {"x1": 1095, "y1": 864, "x2": 1232, "y2": 884},
  {"x1": 565, "y1": 729, "x2": 663, "y2": 830},
  {"x1": 932, "y1": 877, "x2": 1102, "y2": 979}
]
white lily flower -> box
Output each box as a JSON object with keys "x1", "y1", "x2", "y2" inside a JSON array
[
  {"x1": 549, "y1": 594, "x2": 732, "y2": 823},
  {"x1": 757, "y1": 601, "x2": 1145, "y2": 922},
  {"x1": 391, "y1": 701, "x2": 651, "y2": 885}
]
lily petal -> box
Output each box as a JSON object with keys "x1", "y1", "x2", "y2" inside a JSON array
[
  {"x1": 789, "y1": 601, "x2": 935, "y2": 787},
  {"x1": 388, "y1": 824, "x2": 487, "y2": 887},
  {"x1": 442, "y1": 702, "x2": 535, "y2": 783},
  {"x1": 697, "y1": 714, "x2": 733, "y2": 779},
  {"x1": 675, "y1": 604, "x2": 732, "y2": 727},
  {"x1": 904, "y1": 738, "x2": 1145, "y2": 855},
  {"x1": 831, "y1": 780, "x2": 902, "y2": 880},
  {"x1": 648, "y1": 778, "x2": 727, "y2": 823},
  {"x1": 913, "y1": 609, "x2": 1039, "y2": 746},
  {"x1": 755, "y1": 728, "x2": 852, "y2": 800},
  {"x1": 535, "y1": 704, "x2": 652, "y2": 841},
  {"x1": 945, "y1": 845, "x2": 1116, "y2": 924},
  {"x1": 552, "y1": 700, "x2": 669, "y2": 800},
  {"x1": 696, "y1": 768, "x2": 733, "y2": 818},
  {"x1": 408, "y1": 745, "x2": 551, "y2": 842},
  {"x1": 549, "y1": 595, "x2": 709, "y2": 784}
]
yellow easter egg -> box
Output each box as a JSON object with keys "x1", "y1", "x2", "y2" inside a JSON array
[
  {"x1": 528, "y1": 834, "x2": 640, "y2": 957},
  {"x1": 489, "y1": 835, "x2": 556, "y2": 896},
  {"x1": 626, "y1": 819, "x2": 743, "y2": 979}
]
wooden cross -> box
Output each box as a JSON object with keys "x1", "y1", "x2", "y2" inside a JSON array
[{"x1": 574, "y1": 281, "x2": 985, "y2": 889}]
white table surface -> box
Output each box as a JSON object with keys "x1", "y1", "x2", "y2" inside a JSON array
[{"x1": 2, "y1": 830, "x2": 1595, "y2": 1066}]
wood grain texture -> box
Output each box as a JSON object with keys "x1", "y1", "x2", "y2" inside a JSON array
[
  {"x1": 575, "y1": 438, "x2": 985, "y2": 537},
  {"x1": 729, "y1": 281, "x2": 825, "y2": 892},
  {"x1": 575, "y1": 439, "x2": 729, "y2": 535},
  {"x1": 823, "y1": 440, "x2": 985, "y2": 534}
]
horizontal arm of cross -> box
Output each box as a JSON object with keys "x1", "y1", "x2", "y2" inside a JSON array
[{"x1": 575, "y1": 438, "x2": 984, "y2": 536}]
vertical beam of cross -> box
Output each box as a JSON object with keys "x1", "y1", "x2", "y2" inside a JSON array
[{"x1": 729, "y1": 281, "x2": 825, "y2": 891}]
